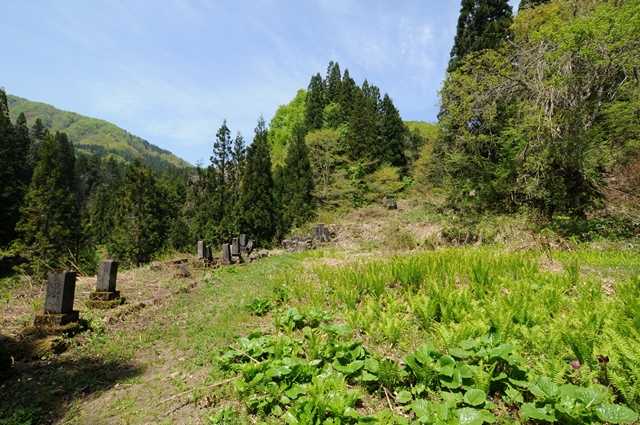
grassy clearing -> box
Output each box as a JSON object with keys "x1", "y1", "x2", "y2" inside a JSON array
[{"x1": 213, "y1": 246, "x2": 640, "y2": 424}]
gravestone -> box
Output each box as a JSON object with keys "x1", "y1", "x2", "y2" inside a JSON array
[
  {"x1": 222, "y1": 243, "x2": 232, "y2": 265},
  {"x1": 88, "y1": 260, "x2": 124, "y2": 309},
  {"x1": 231, "y1": 238, "x2": 240, "y2": 257},
  {"x1": 45, "y1": 271, "x2": 76, "y2": 314},
  {"x1": 246, "y1": 240, "x2": 254, "y2": 254},
  {"x1": 96, "y1": 260, "x2": 118, "y2": 292},
  {"x1": 34, "y1": 271, "x2": 80, "y2": 328},
  {"x1": 197, "y1": 240, "x2": 205, "y2": 259},
  {"x1": 314, "y1": 224, "x2": 331, "y2": 242},
  {"x1": 239, "y1": 234, "x2": 247, "y2": 250}
]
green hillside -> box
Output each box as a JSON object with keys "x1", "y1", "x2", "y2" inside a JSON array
[{"x1": 7, "y1": 94, "x2": 191, "y2": 171}]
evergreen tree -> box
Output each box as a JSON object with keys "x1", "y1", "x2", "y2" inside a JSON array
[
  {"x1": 209, "y1": 120, "x2": 233, "y2": 240},
  {"x1": 108, "y1": 161, "x2": 168, "y2": 265},
  {"x1": 519, "y1": 0, "x2": 550, "y2": 10},
  {"x1": 346, "y1": 83, "x2": 378, "y2": 164},
  {"x1": 280, "y1": 127, "x2": 315, "y2": 230},
  {"x1": 229, "y1": 132, "x2": 246, "y2": 233},
  {"x1": 238, "y1": 117, "x2": 276, "y2": 245},
  {"x1": 448, "y1": 0, "x2": 513, "y2": 72},
  {"x1": 339, "y1": 69, "x2": 357, "y2": 118},
  {"x1": 30, "y1": 118, "x2": 48, "y2": 141},
  {"x1": 304, "y1": 73, "x2": 325, "y2": 131},
  {"x1": 325, "y1": 61, "x2": 342, "y2": 104},
  {"x1": 17, "y1": 132, "x2": 79, "y2": 274},
  {"x1": 0, "y1": 94, "x2": 32, "y2": 246},
  {"x1": 378, "y1": 94, "x2": 407, "y2": 168}
]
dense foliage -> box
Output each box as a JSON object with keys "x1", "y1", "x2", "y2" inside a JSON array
[{"x1": 436, "y1": 0, "x2": 640, "y2": 219}]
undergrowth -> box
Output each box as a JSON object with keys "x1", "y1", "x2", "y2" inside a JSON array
[{"x1": 213, "y1": 246, "x2": 640, "y2": 424}]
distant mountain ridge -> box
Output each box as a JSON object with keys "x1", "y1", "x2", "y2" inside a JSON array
[{"x1": 7, "y1": 94, "x2": 191, "y2": 172}]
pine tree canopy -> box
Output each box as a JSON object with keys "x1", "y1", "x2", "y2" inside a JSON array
[{"x1": 304, "y1": 74, "x2": 326, "y2": 131}]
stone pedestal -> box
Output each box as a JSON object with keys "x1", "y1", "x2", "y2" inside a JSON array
[{"x1": 88, "y1": 260, "x2": 123, "y2": 309}]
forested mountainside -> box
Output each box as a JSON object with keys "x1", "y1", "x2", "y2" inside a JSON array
[{"x1": 7, "y1": 94, "x2": 190, "y2": 172}]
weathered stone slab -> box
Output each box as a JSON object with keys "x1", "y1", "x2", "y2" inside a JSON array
[
  {"x1": 89, "y1": 291, "x2": 121, "y2": 301},
  {"x1": 222, "y1": 243, "x2": 232, "y2": 265},
  {"x1": 314, "y1": 224, "x2": 331, "y2": 242},
  {"x1": 246, "y1": 240, "x2": 254, "y2": 254},
  {"x1": 231, "y1": 238, "x2": 240, "y2": 256},
  {"x1": 239, "y1": 234, "x2": 247, "y2": 250},
  {"x1": 96, "y1": 260, "x2": 118, "y2": 292},
  {"x1": 197, "y1": 240, "x2": 205, "y2": 259},
  {"x1": 44, "y1": 271, "x2": 76, "y2": 314}
]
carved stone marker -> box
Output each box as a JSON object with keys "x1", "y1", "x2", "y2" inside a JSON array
[
  {"x1": 88, "y1": 260, "x2": 124, "y2": 308},
  {"x1": 239, "y1": 234, "x2": 247, "y2": 250},
  {"x1": 97, "y1": 260, "x2": 118, "y2": 292},
  {"x1": 314, "y1": 224, "x2": 331, "y2": 242},
  {"x1": 231, "y1": 238, "x2": 240, "y2": 257},
  {"x1": 246, "y1": 240, "x2": 254, "y2": 254},
  {"x1": 34, "y1": 271, "x2": 79, "y2": 328},
  {"x1": 222, "y1": 243, "x2": 232, "y2": 265},
  {"x1": 45, "y1": 271, "x2": 76, "y2": 313},
  {"x1": 197, "y1": 240, "x2": 205, "y2": 259}
]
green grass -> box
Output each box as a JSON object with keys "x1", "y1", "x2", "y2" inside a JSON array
[{"x1": 212, "y1": 246, "x2": 640, "y2": 423}]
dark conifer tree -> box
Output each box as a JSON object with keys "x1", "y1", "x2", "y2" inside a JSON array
[
  {"x1": 280, "y1": 127, "x2": 315, "y2": 230},
  {"x1": 229, "y1": 132, "x2": 246, "y2": 233},
  {"x1": 325, "y1": 61, "x2": 342, "y2": 104},
  {"x1": 108, "y1": 161, "x2": 168, "y2": 265},
  {"x1": 378, "y1": 94, "x2": 407, "y2": 168},
  {"x1": 346, "y1": 88, "x2": 377, "y2": 163},
  {"x1": 30, "y1": 118, "x2": 48, "y2": 141},
  {"x1": 448, "y1": 0, "x2": 513, "y2": 72},
  {"x1": 238, "y1": 117, "x2": 276, "y2": 245},
  {"x1": 339, "y1": 69, "x2": 357, "y2": 117},
  {"x1": 304, "y1": 73, "x2": 325, "y2": 131},
  {"x1": 209, "y1": 120, "x2": 233, "y2": 240},
  {"x1": 17, "y1": 132, "x2": 79, "y2": 273},
  {"x1": 0, "y1": 89, "x2": 16, "y2": 246}
]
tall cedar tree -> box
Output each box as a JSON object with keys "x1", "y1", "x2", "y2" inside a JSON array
[
  {"x1": 209, "y1": 120, "x2": 233, "y2": 241},
  {"x1": 17, "y1": 132, "x2": 79, "y2": 274},
  {"x1": 238, "y1": 118, "x2": 276, "y2": 245},
  {"x1": 280, "y1": 127, "x2": 315, "y2": 230},
  {"x1": 108, "y1": 161, "x2": 168, "y2": 265},
  {"x1": 448, "y1": 0, "x2": 513, "y2": 72},
  {"x1": 346, "y1": 82, "x2": 378, "y2": 164},
  {"x1": 228, "y1": 132, "x2": 246, "y2": 233},
  {"x1": 339, "y1": 69, "x2": 357, "y2": 118},
  {"x1": 379, "y1": 94, "x2": 407, "y2": 168},
  {"x1": 325, "y1": 62, "x2": 342, "y2": 104},
  {"x1": 304, "y1": 74, "x2": 325, "y2": 131},
  {"x1": 519, "y1": 0, "x2": 550, "y2": 10},
  {"x1": 1, "y1": 92, "x2": 31, "y2": 245}
]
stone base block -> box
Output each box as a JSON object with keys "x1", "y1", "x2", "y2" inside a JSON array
[
  {"x1": 34, "y1": 311, "x2": 79, "y2": 327},
  {"x1": 86, "y1": 297, "x2": 126, "y2": 309},
  {"x1": 89, "y1": 291, "x2": 120, "y2": 301}
]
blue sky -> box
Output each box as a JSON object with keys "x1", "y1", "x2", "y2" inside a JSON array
[{"x1": 2, "y1": 0, "x2": 519, "y2": 165}]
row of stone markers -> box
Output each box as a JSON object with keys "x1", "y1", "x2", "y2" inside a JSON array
[
  {"x1": 197, "y1": 234, "x2": 255, "y2": 265},
  {"x1": 33, "y1": 260, "x2": 122, "y2": 333},
  {"x1": 282, "y1": 224, "x2": 333, "y2": 252}
]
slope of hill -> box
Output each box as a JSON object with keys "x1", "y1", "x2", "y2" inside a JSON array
[{"x1": 7, "y1": 94, "x2": 191, "y2": 172}]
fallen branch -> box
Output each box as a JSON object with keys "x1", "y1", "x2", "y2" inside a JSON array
[{"x1": 160, "y1": 376, "x2": 238, "y2": 404}]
